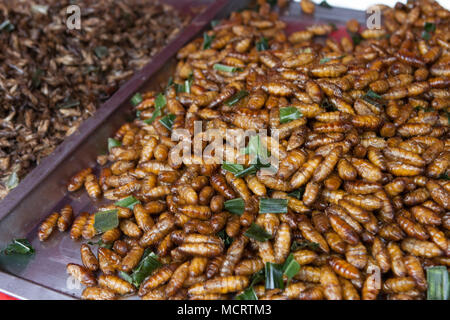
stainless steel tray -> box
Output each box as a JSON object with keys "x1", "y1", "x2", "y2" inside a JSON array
[{"x1": 0, "y1": 0, "x2": 365, "y2": 299}]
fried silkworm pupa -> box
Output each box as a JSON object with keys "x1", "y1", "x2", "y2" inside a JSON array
[
  {"x1": 66, "y1": 263, "x2": 96, "y2": 287},
  {"x1": 187, "y1": 276, "x2": 249, "y2": 295},
  {"x1": 80, "y1": 244, "x2": 99, "y2": 272},
  {"x1": 70, "y1": 212, "x2": 89, "y2": 240},
  {"x1": 98, "y1": 274, "x2": 136, "y2": 295},
  {"x1": 57, "y1": 205, "x2": 73, "y2": 232},
  {"x1": 81, "y1": 286, "x2": 116, "y2": 300},
  {"x1": 38, "y1": 212, "x2": 59, "y2": 241},
  {"x1": 67, "y1": 168, "x2": 92, "y2": 192}
]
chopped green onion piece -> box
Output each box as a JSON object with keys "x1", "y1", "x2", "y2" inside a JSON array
[
  {"x1": 279, "y1": 107, "x2": 302, "y2": 123},
  {"x1": 282, "y1": 253, "x2": 300, "y2": 285},
  {"x1": 319, "y1": 0, "x2": 332, "y2": 8},
  {"x1": 225, "y1": 90, "x2": 248, "y2": 106},
  {"x1": 0, "y1": 20, "x2": 14, "y2": 32},
  {"x1": 6, "y1": 172, "x2": 19, "y2": 190},
  {"x1": 94, "y1": 46, "x2": 109, "y2": 59},
  {"x1": 439, "y1": 172, "x2": 449, "y2": 180},
  {"x1": 159, "y1": 114, "x2": 176, "y2": 131},
  {"x1": 247, "y1": 135, "x2": 270, "y2": 159},
  {"x1": 213, "y1": 64, "x2": 243, "y2": 73},
  {"x1": 256, "y1": 37, "x2": 269, "y2": 51},
  {"x1": 244, "y1": 223, "x2": 272, "y2": 242},
  {"x1": 2, "y1": 239, "x2": 34, "y2": 255},
  {"x1": 291, "y1": 240, "x2": 320, "y2": 251},
  {"x1": 259, "y1": 198, "x2": 288, "y2": 214},
  {"x1": 184, "y1": 74, "x2": 193, "y2": 94},
  {"x1": 107, "y1": 138, "x2": 121, "y2": 151},
  {"x1": 288, "y1": 187, "x2": 305, "y2": 200},
  {"x1": 265, "y1": 262, "x2": 284, "y2": 290},
  {"x1": 426, "y1": 266, "x2": 449, "y2": 300},
  {"x1": 250, "y1": 269, "x2": 265, "y2": 287},
  {"x1": 166, "y1": 77, "x2": 174, "y2": 90},
  {"x1": 57, "y1": 100, "x2": 80, "y2": 109},
  {"x1": 424, "y1": 22, "x2": 436, "y2": 33},
  {"x1": 234, "y1": 165, "x2": 258, "y2": 178},
  {"x1": 131, "y1": 249, "x2": 161, "y2": 287},
  {"x1": 224, "y1": 198, "x2": 245, "y2": 216},
  {"x1": 94, "y1": 209, "x2": 119, "y2": 233},
  {"x1": 222, "y1": 162, "x2": 245, "y2": 175},
  {"x1": 236, "y1": 286, "x2": 258, "y2": 300},
  {"x1": 155, "y1": 93, "x2": 166, "y2": 109},
  {"x1": 365, "y1": 89, "x2": 382, "y2": 100},
  {"x1": 114, "y1": 196, "x2": 141, "y2": 210},
  {"x1": 118, "y1": 271, "x2": 134, "y2": 285},
  {"x1": 130, "y1": 93, "x2": 143, "y2": 106},
  {"x1": 202, "y1": 32, "x2": 215, "y2": 50}
]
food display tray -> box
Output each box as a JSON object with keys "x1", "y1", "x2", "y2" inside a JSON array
[{"x1": 0, "y1": 0, "x2": 365, "y2": 299}]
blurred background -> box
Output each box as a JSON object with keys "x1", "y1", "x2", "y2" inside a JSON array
[{"x1": 292, "y1": 0, "x2": 450, "y2": 10}]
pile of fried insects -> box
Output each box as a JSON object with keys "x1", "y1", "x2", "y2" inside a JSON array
[{"x1": 38, "y1": 0, "x2": 449, "y2": 300}]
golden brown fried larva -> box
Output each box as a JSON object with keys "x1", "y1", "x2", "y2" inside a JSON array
[
  {"x1": 120, "y1": 245, "x2": 145, "y2": 272},
  {"x1": 187, "y1": 275, "x2": 249, "y2": 295},
  {"x1": 67, "y1": 168, "x2": 92, "y2": 192},
  {"x1": 70, "y1": 212, "x2": 89, "y2": 240}
]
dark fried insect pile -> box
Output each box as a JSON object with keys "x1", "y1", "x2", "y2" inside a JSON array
[
  {"x1": 0, "y1": 0, "x2": 190, "y2": 199},
  {"x1": 39, "y1": 0, "x2": 449, "y2": 300}
]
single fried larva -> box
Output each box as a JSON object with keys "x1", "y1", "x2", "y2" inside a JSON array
[
  {"x1": 187, "y1": 276, "x2": 249, "y2": 295},
  {"x1": 220, "y1": 235, "x2": 247, "y2": 276},
  {"x1": 298, "y1": 220, "x2": 330, "y2": 253},
  {"x1": 57, "y1": 205, "x2": 73, "y2": 232},
  {"x1": 327, "y1": 213, "x2": 359, "y2": 245},
  {"x1": 98, "y1": 274, "x2": 136, "y2": 295},
  {"x1": 38, "y1": 212, "x2": 59, "y2": 242},
  {"x1": 81, "y1": 286, "x2": 116, "y2": 300},
  {"x1": 321, "y1": 266, "x2": 342, "y2": 300},
  {"x1": 328, "y1": 256, "x2": 360, "y2": 280},
  {"x1": 80, "y1": 244, "x2": 99, "y2": 272},
  {"x1": 403, "y1": 255, "x2": 427, "y2": 292},
  {"x1": 68, "y1": 168, "x2": 93, "y2": 192},
  {"x1": 120, "y1": 245, "x2": 145, "y2": 273},
  {"x1": 70, "y1": 212, "x2": 89, "y2": 240},
  {"x1": 166, "y1": 261, "x2": 190, "y2": 297},
  {"x1": 138, "y1": 264, "x2": 177, "y2": 297},
  {"x1": 290, "y1": 156, "x2": 323, "y2": 189},
  {"x1": 66, "y1": 263, "x2": 96, "y2": 287},
  {"x1": 401, "y1": 238, "x2": 443, "y2": 258},
  {"x1": 383, "y1": 277, "x2": 417, "y2": 294},
  {"x1": 140, "y1": 215, "x2": 175, "y2": 247},
  {"x1": 84, "y1": 174, "x2": 101, "y2": 199}
]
